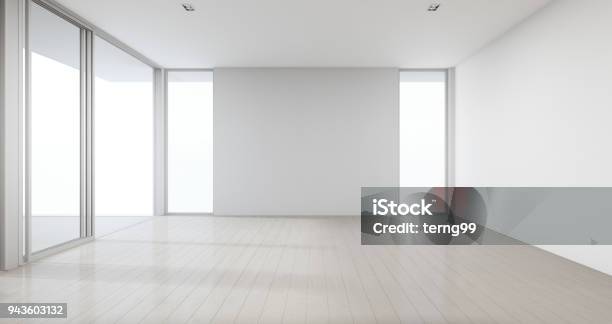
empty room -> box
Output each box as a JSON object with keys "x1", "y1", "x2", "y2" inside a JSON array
[{"x1": 1, "y1": 0, "x2": 611, "y2": 323}]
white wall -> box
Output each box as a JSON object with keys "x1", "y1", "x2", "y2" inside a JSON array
[
  {"x1": 0, "y1": 0, "x2": 24, "y2": 270},
  {"x1": 214, "y1": 68, "x2": 398, "y2": 215},
  {"x1": 455, "y1": 0, "x2": 612, "y2": 274}
]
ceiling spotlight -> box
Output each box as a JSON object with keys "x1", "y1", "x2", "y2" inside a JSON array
[
  {"x1": 428, "y1": 3, "x2": 441, "y2": 11},
  {"x1": 182, "y1": 3, "x2": 195, "y2": 12}
]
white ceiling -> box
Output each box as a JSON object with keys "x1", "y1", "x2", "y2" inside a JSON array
[{"x1": 55, "y1": 0, "x2": 551, "y2": 68}]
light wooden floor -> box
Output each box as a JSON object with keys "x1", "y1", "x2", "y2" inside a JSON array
[{"x1": 1, "y1": 216, "x2": 611, "y2": 323}]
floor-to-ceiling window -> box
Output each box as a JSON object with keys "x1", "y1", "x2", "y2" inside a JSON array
[
  {"x1": 29, "y1": 2, "x2": 82, "y2": 252},
  {"x1": 167, "y1": 71, "x2": 213, "y2": 214},
  {"x1": 24, "y1": 1, "x2": 158, "y2": 260},
  {"x1": 94, "y1": 36, "x2": 154, "y2": 235},
  {"x1": 399, "y1": 70, "x2": 447, "y2": 187}
]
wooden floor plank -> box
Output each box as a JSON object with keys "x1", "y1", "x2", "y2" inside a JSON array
[{"x1": 0, "y1": 216, "x2": 610, "y2": 324}]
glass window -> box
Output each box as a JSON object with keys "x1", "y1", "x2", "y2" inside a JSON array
[
  {"x1": 94, "y1": 36, "x2": 154, "y2": 226},
  {"x1": 167, "y1": 71, "x2": 213, "y2": 213},
  {"x1": 29, "y1": 3, "x2": 82, "y2": 251},
  {"x1": 400, "y1": 71, "x2": 446, "y2": 187}
]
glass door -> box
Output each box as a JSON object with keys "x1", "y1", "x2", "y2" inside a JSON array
[
  {"x1": 94, "y1": 36, "x2": 154, "y2": 236},
  {"x1": 28, "y1": 2, "x2": 83, "y2": 252}
]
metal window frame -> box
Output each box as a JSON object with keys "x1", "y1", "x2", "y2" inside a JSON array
[
  {"x1": 19, "y1": 0, "x2": 28, "y2": 266},
  {"x1": 85, "y1": 29, "x2": 94, "y2": 237},
  {"x1": 398, "y1": 68, "x2": 453, "y2": 188},
  {"x1": 25, "y1": 0, "x2": 90, "y2": 261},
  {"x1": 1, "y1": 0, "x2": 27, "y2": 270},
  {"x1": 22, "y1": 0, "x2": 161, "y2": 262},
  {"x1": 164, "y1": 69, "x2": 214, "y2": 216}
]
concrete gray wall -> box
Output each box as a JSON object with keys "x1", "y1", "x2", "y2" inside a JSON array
[{"x1": 214, "y1": 68, "x2": 399, "y2": 215}]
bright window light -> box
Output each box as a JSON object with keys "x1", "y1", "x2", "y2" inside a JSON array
[
  {"x1": 167, "y1": 71, "x2": 213, "y2": 213},
  {"x1": 94, "y1": 36, "x2": 154, "y2": 216},
  {"x1": 29, "y1": 3, "x2": 81, "y2": 251},
  {"x1": 400, "y1": 71, "x2": 446, "y2": 187}
]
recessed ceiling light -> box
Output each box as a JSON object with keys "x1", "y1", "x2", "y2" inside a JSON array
[
  {"x1": 428, "y1": 3, "x2": 441, "y2": 11},
  {"x1": 182, "y1": 3, "x2": 195, "y2": 12}
]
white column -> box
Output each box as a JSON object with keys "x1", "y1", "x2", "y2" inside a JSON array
[
  {"x1": 0, "y1": 0, "x2": 25, "y2": 270},
  {"x1": 153, "y1": 68, "x2": 166, "y2": 216},
  {"x1": 446, "y1": 67, "x2": 456, "y2": 187}
]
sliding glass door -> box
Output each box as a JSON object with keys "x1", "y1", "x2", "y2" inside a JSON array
[
  {"x1": 25, "y1": 1, "x2": 158, "y2": 259},
  {"x1": 29, "y1": 2, "x2": 82, "y2": 252},
  {"x1": 94, "y1": 36, "x2": 154, "y2": 236}
]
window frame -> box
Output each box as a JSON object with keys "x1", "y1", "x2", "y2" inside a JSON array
[
  {"x1": 23, "y1": 0, "x2": 161, "y2": 262},
  {"x1": 398, "y1": 68, "x2": 453, "y2": 188}
]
